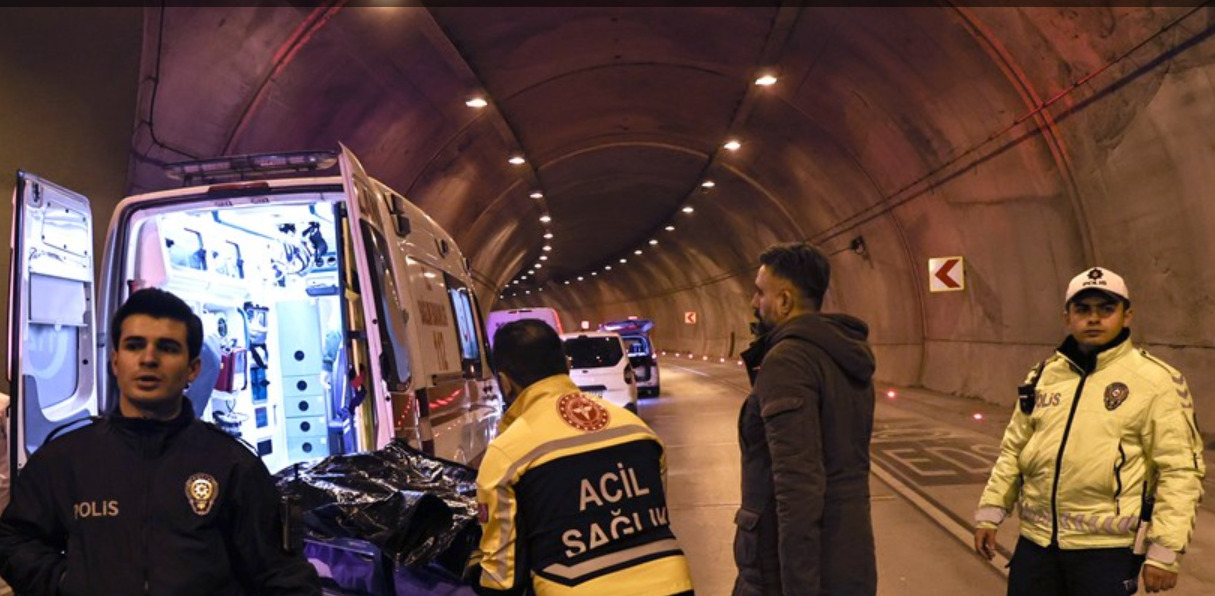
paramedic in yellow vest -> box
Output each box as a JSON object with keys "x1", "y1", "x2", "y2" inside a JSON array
[
  {"x1": 472, "y1": 319, "x2": 694, "y2": 596},
  {"x1": 974, "y1": 267, "x2": 1205, "y2": 595}
]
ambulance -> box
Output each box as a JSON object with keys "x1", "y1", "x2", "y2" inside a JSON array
[{"x1": 6, "y1": 146, "x2": 503, "y2": 483}]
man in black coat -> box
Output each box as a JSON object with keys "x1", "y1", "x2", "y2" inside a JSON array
[
  {"x1": 733, "y1": 242, "x2": 877, "y2": 596},
  {"x1": 0, "y1": 288, "x2": 321, "y2": 596}
]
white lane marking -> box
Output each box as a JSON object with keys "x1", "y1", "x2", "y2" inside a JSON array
[
  {"x1": 870, "y1": 463, "x2": 1010, "y2": 578},
  {"x1": 664, "y1": 364, "x2": 713, "y2": 377}
]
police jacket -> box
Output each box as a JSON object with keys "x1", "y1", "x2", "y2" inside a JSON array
[
  {"x1": 474, "y1": 375, "x2": 693, "y2": 596},
  {"x1": 976, "y1": 330, "x2": 1206, "y2": 572},
  {"x1": 0, "y1": 398, "x2": 322, "y2": 596},
  {"x1": 735, "y1": 313, "x2": 877, "y2": 596}
]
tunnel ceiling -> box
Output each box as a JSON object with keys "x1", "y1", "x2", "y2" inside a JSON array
[
  {"x1": 127, "y1": 5, "x2": 1204, "y2": 290},
  {"x1": 129, "y1": 6, "x2": 791, "y2": 291},
  {"x1": 119, "y1": 5, "x2": 1215, "y2": 420}
]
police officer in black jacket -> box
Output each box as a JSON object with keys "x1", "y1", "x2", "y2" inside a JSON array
[{"x1": 0, "y1": 288, "x2": 321, "y2": 596}]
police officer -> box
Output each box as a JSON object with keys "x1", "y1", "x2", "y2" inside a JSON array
[
  {"x1": 472, "y1": 319, "x2": 694, "y2": 596},
  {"x1": 0, "y1": 288, "x2": 321, "y2": 596},
  {"x1": 974, "y1": 267, "x2": 1205, "y2": 595}
]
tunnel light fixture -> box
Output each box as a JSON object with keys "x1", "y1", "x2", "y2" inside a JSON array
[
  {"x1": 539, "y1": 215, "x2": 552, "y2": 223},
  {"x1": 634, "y1": 249, "x2": 643, "y2": 255},
  {"x1": 973, "y1": 413, "x2": 984, "y2": 421},
  {"x1": 701, "y1": 180, "x2": 716, "y2": 188},
  {"x1": 755, "y1": 74, "x2": 778, "y2": 86},
  {"x1": 564, "y1": 280, "x2": 570, "y2": 285},
  {"x1": 542, "y1": 245, "x2": 552, "y2": 252},
  {"x1": 577, "y1": 276, "x2": 584, "y2": 281},
  {"x1": 534, "y1": 263, "x2": 543, "y2": 269},
  {"x1": 525, "y1": 290, "x2": 531, "y2": 295},
  {"x1": 665, "y1": 225, "x2": 675, "y2": 231},
  {"x1": 527, "y1": 269, "x2": 535, "y2": 275},
  {"x1": 509, "y1": 156, "x2": 526, "y2": 165},
  {"x1": 465, "y1": 97, "x2": 489, "y2": 108},
  {"x1": 604, "y1": 265, "x2": 612, "y2": 271},
  {"x1": 530, "y1": 191, "x2": 544, "y2": 199},
  {"x1": 539, "y1": 255, "x2": 548, "y2": 261},
  {"x1": 591, "y1": 272, "x2": 598, "y2": 276},
  {"x1": 619, "y1": 258, "x2": 627, "y2": 264},
  {"x1": 648, "y1": 239, "x2": 658, "y2": 246},
  {"x1": 886, "y1": 389, "x2": 897, "y2": 400},
  {"x1": 543, "y1": 232, "x2": 554, "y2": 239},
  {"x1": 723, "y1": 140, "x2": 741, "y2": 151},
  {"x1": 682, "y1": 206, "x2": 694, "y2": 214}
]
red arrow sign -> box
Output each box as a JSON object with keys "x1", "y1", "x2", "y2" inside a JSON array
[
  {"x1": 684, "y1": 311, "x2": 697, "y2": 324},
  {"x1": 935, "y1": 259, "x2": 960, "y2": 288},
  {"x1": 928, "y1": 257, "x2": 965, "y2": 292}
]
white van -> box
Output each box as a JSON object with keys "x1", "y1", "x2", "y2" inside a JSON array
[
  {"x1": 560, "y1": 331, "x2": 638, "y2": 412},
  {"x1": 6, "y1": 147, "x2": 502, "y2": 482},
  {"x1": 485, "y1": 307, "x2": 564, "y2": 347}
]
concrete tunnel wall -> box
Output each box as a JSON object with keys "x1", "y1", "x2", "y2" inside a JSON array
[
  {"x1": 503, "y1": 7, "x2": 1215, "y2": 438},
  {"x1": 2, "y1": 7, "x2": 1214, "y2": 441}
]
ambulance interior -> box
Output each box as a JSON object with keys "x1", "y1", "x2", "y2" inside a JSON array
[{"x1": 120, "y1": 193, "x2": 362, "y2": 474}]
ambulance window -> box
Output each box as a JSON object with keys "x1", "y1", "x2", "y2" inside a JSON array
[
  {"x1": 444, "y1": 273, "x2": 482, "y2": 376},
  {"x1": 360, "y1": 223, "x2": 411, "y2": 387},
  {"x1": 26, "y1": 273, "x2": 86, "y2": 406}
]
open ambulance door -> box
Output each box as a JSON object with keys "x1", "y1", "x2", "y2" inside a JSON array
[
  {"x1": 337, "y1": 145, "x2": 413, "y2": 452},
  {"x1": 7, "y1": 172, "x2": 101, "y2": 478}
]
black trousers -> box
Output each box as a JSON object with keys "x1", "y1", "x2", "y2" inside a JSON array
[{"x1": 1007, "y1": 537, "x2": 1142, "y2": 596}]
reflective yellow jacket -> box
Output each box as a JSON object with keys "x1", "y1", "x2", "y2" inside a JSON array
[
  {"x1": 474, "y1": 375, "x2": 693, "y2": 596},
  {"x1": 976, "y1": 334, "x2": 1205, "y2": 572}
]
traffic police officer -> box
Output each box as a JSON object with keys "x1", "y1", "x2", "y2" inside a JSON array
[{"x1": 974, "y1": 267, "x2": 1205, "y2": 595}]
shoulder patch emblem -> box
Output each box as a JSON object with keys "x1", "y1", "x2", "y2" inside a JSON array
[
  {"x1": 557, "y1": 392, "x2": 611, "y2": 432},
  {"x1": 185, "y1": 473, "x2": 219, "y2": 516},
  {"x1": 1104, "y1": 382, "x2": 1130, "y2": 411}
]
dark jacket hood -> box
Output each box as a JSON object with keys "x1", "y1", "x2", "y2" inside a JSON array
[{"x1": 766, "y1": 313, "x2": 876, "y2": 382}]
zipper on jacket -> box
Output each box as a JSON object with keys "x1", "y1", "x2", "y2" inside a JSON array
[
  {"x1": 1112, "y1": 443, "x2": 1126, "y2": 516},
  {"x1": 140, "y1": 434, "x2": 152, "y2": 595},
  {"x1": 1050, "y1": 373, "x2": 1087, "y2": 545}
]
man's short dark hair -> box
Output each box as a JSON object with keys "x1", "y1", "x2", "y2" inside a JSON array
[
  {"x1": 759, "y1": 242, "x2": 831, "y2": 309},
  {"x1": 492, "y1": 319, "x2": 569, "y2": 389},
  {"x1": 111, "y1": 288, "x2": 203, "y2": 361}
]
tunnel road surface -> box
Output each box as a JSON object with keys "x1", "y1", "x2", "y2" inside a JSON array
[{"x1": 642, "y1": 355, "x2": 1215, "y2": 596}]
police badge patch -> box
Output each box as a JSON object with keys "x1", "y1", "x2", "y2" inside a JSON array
[
  {"x1": 1104, "y1": 382, "x2": 1130, "y2": 411},
  {"x1": 185, "y1": 473, "x2": 219, "y2": 515},
  {"x1": 557, "y1": 392, "x2": 611, "y2": 432}
]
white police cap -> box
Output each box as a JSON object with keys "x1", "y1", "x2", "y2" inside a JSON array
[{"x1": 1065, "y1": 267, "x2": 1129, "y2": 304}]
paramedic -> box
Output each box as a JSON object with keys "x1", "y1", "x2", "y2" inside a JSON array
[{"x1": 472, "y1": 319, "x2": 694, "y2": 596}]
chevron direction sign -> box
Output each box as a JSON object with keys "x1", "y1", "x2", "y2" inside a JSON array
[{"x1": 928, "y1": 257, "x2": 965, "y2": 293}]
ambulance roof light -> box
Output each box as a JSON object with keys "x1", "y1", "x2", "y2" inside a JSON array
[{"x1": 164, "y1": 150, "x2": 339, "y2": 184}]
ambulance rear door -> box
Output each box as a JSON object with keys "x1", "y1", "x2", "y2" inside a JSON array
[
  {"x1": 7, "y1": 172, "x2": 101, "y2": 477},
  {"x1": 338, "y1": 145, "x2": 413, "y2": 450}
]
